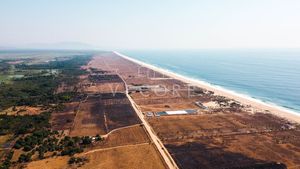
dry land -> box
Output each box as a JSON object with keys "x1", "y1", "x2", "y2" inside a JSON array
[
  {"x1": 48, "y1": 54, "x2": 165, "y2": 168},
  {"x1": 3, "y1": 51, "x2": 299, "y2": 169},
  {"x1": 26, "y1": 144, "x2": 165, "y2": 169},
  {"x1": 0, "y1": 52, "x2": 166, "y2": 169},
  {"x1": 90, "y1": 52, "x2": 300, "y2": 169}
]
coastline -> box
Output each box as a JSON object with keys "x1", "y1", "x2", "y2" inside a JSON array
[{"x1": 114, "y1": 51, "x2": 300, "y2": 124}]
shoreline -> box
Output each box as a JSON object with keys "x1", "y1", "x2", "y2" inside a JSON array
[{"x1": 114, "y1": 51, "x2": 300, "y2": 124}]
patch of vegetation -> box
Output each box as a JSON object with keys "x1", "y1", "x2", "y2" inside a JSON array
[
  {"x1": 0, "y1": 61, "x2": 10, "y2": 74},
  {"x1": 68, "y1": 157, "x2": 89, "y2": 166},
  {"x1": 0, "y1": 53, "x2": 94, "y2": 167},
  {"x1": 13, "y1": 133, "x2": 101, "y2": 164},
  {"x1": 0, "y1": 151, "x2": 13, "y2": 169},
  {"x1": 0, "y1": 112, "x2": 50, "y2": 135},
  {"x1": 0, "y1": 55, "x2": 92, "y2": 111}
]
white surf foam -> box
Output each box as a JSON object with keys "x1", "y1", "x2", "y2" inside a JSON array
[{"x1": 114, "y1": 51, "x2": 300, "y2": 118}]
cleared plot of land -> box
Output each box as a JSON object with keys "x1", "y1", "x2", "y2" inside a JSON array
[
  {"x1": 51, "y1": 102, "x2": 79, "y2": 131},
  {"x1": 83, "y1": 82, "x2": 125, "y2": 93},
  {"x1": 69, "y1": 94, "x2": 141, "y2": 136},
  {"x1": 89, "y1": 74, "x2": 123, "y2": 83},
  {"x1": 25, "y1": 144, "x2": 165, "y2": 169},
  {"x1": 94, "y1": 125, "x2": 150, "y2": 149},
  {"x1": 86, "y1": 52, "x2": 300, "y2": 169},
  {"x1": 104, "y1": 103, "x2": 140, "y2": 131},
  {"x1": 138, "y1": 100, "x2": 200, "y2": 113},
  {"x1": 35, "y1": 117, "x2": 157, "y2": 169},
  {"x1": 166, "y1": 141, "x2": 288, "y2": 169},
  {"x1": 81, "y1": 144, "x2": 165, "y2": 169},
  {"x1": 70, "y1": 97, "x2": 106, "y2": 136},
  {"x1": 148, "y1": 113, "x2": 300, "y2": 168},
  {"x1": 24, "y1": 156, "x2": 69, "y2": 169},
  {"x1": 81, "y1": 73, "x2": 126, "y2": 94}
]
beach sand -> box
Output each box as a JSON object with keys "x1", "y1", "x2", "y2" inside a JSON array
[{"x1": 114, "y1": 51, "x2": 300, "y2": 124}]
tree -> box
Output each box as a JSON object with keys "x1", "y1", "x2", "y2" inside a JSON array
[
  {"x1": 68, "y1": 157, "x2": 76, "y2": 164},
  {"x1": 95, "y1": 134, "x2": 102, "y2": 141},
  {"x1": 81, "y1": 136, "x2": 92, "y2": 145},
  {"x1": 18, "y1": 153, "x2": 31, "y2": 163}
]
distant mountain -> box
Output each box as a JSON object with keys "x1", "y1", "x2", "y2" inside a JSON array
[
  {"x1": 0, "y1": 46, "x2": 17, "y2": 50},
  {"x1": 22, "y1": 42, "x2": 100, "y2": 50}
]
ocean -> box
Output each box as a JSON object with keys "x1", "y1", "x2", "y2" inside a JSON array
[{"x1": 122, "y1": 49, "x2": 300, "y2": 113}]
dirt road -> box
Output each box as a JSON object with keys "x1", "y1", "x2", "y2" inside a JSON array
[{"x1": 119, "y1": 73, "x2": 179, "y2": 169}]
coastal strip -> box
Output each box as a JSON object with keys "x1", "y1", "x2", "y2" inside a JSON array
[{"x1": 114, "y1": 51, "x2": 300, "y2": 124}]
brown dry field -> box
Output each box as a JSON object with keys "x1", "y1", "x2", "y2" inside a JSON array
[
  {"x1": 69, "y1": 97, "x2": 107, "y2": 136},
  {"x1": 87, "y1": 53, "x2": 166, "y2": 83},
  {"x1": 89, "y1": 52, "x2": 300, "y2": 169},
  {"x1": 51, "y1": 102, "x2": 79, "y2": 131},
  {"x1": 131, "y1": 91, "x2": 209, "y2": 113},
  {"x1": 0, "y1": 106, "x2": 44, "y2": 116},
  {"x1": 69, "y1": 94, "x2": 141, "y2": 136},
  {"x1": 27, "y1": 115, "x2": 161, "y2": 169},
  {"x1": 139, "y1": 102, "x2": 199, "y2": 112},
  {"x1": 24, "y1": 156, "x2": 69, "y2": 169},
  {"x1": 82, "y1": 82, "x2": 125, "y2": 93},
  {"x1": 148, "y1": 113, "x2": 300, "y2": 169},
  {"x1": 93, "y1": 125, "x2": 150, "y2": 149},
  {"x1": 25, "y1": 144, "x2": 165, "y2": 169},
  {"x1": 104, "y1": 103, "x2": 140, "y2": 131},
  {"x1": 81, "y1": 144, "x2": 165, "y2": 169},
  {"x1": 4, "y1": 53, "x2": 167, "y2": 169}
]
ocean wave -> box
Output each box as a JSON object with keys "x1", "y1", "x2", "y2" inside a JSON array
[{"x1": 115, "y1": 51, "x2": 300, "y2": 117}]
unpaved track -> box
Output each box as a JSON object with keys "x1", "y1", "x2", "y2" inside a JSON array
[
  {"x1": 101, "y1": 124, "x2": 141, "y2": 138},
  {"x1": 127, "y1": 94, "x2": 179, "y2": 169},
  {"x1": 117, "y1": 72, "x2": 179, "y2": 169},
  {"x1": 82, "y1": 142, "x2": 149, "y2": 155}
]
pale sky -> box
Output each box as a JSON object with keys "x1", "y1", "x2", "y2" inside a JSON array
[{"x1": 1, "y1": 0, "x2": 300, "y2": 50}]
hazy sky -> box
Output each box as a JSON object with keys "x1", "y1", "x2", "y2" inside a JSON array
[{"x1": 1, "y1": 0, "x2": 300, "y2": 50}]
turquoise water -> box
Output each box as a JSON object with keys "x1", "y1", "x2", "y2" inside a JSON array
[{"x1": 122, "y1": 49, "x2": 300, "y2": 113}]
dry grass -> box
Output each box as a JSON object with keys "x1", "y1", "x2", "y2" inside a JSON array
[
  {"x1": 25, "y1": 156, "x2": 69, "y2": 169},
  {"x1": 83, "y1": 82, "x2": 125, "y2": 93},
  {"x1": 0, "y1": 134, "x2": 12, "y2": 157},
  {"x1": 25, "y1": 144, "x2": 166, "y2": 169},
  {"x1": 81, "y1": 144, "x2": 165, "y2": 169},
  {"x1": 0, "y1": 106, "x2": 44, "y2": 116},
  {"x1": 11, "y1": 149, "x2": 23, "y2": 162},
  {"x1": 93, "y1": 125, "x2": 150, "y2": 149},
  {"x1": 69, "y1": 99, "x2": 106, "y2": 136},
  {"x1": 139, "y1": 102, "x2": 199, "y2": 112},
  {"x1": 148, "y1": 113, "x2": 300, "y2": 168},
  {"x1": 0, "y1": 134, "x2": 12, "y2": 145},
  {"x1": 51, "y1": 102, "x2": 79, "y2": 131}
]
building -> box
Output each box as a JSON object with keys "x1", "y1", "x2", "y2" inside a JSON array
[{"x1": 156, "y1": 109, "x2": 197, "y2": 116}]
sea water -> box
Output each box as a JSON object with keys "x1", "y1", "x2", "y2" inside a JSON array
[{"x1": 122, "y1": 49, "x2": 300, "y2": 113}]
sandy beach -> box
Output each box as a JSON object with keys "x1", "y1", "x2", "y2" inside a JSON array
[{"x1": 114, "y1": 51, "x2": 300, "y2": 124}]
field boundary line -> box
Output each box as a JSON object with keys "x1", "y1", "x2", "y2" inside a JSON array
[
  {"x1": 116, "y1": 71, "x2": 179, "y2": 169},
  {"x1": 82, "y1": 142, "x2": 149, "y2": 155},
  {"x1": 101, "y1": 124, "x2": 141, "y2": 138}
]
